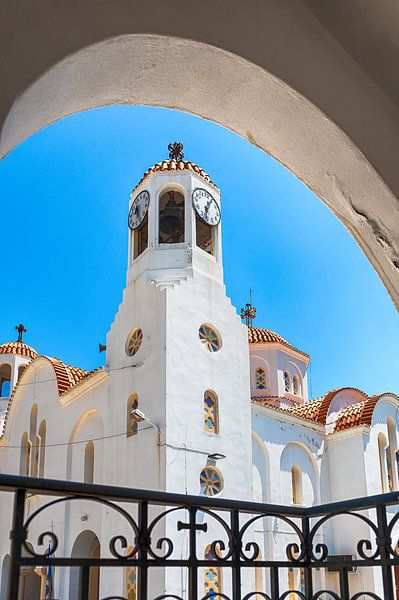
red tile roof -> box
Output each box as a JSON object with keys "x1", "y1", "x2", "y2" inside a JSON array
[
  {"x1": 248, "y1": 327, "x2": 309, "y2": 358},
  {"x1": 46, "y1": 357, "x2": 91, "y2": 396},
  {"x1": 333, "y1": 394, "x2": 386, "y2": 432},
  {"x1": 0, "y1": 356, "x2": 102, "y2": 437},
  {"x1": 0, "y1": 341, "x2": 38, "y2": 359},
  {"x1": 253, "y1": 395, "x2": 327, "y2": 424},
  {"x1": 133, "y1": 159, "x2": 218, "y2": 193},
  {"x1": 252, "y1": 389, "x2": 396, "y2": 433}
]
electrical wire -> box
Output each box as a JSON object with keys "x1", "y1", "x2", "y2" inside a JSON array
[
  {"x1": 2, "y1": 362, "x2": 142, "y2": 391},
  {"x1": 0, "y1": 425, "x2": 155, "y2": 449}
]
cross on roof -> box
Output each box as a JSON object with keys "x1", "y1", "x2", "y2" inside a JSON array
[
  {"x1": 240, "y1": 291, "x2": 257, "y2": 327},
  {"x1": 168, "y1": 141, "x2": 184, "y2": 161},
  {"x1": 15, "y1": 324, "x2": 26, "y2": 342}
]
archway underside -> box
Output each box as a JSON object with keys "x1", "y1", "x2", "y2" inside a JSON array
[{"x1": 1, "y1": 32, "x2": 398, "y2": 308}]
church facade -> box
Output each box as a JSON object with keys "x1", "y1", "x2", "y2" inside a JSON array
[{"x1": 0, "y1": 146, "x2": 398, "y2": 599}]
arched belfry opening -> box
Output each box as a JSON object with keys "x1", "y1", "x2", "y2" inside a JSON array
[
  {"x1": 0, "y1": 363, "x2": 11, "y2": 397},
  {"x1": 158, "y1": 189, "x2": 185, "y2": 244}
]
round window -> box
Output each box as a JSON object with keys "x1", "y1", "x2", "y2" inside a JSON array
[
  {"x1": 199, "y1": 324, "x2": 221, "y2": 353},
  {"x1": 200, "y1": 466, "x2": 224, "y2": 497},
  {"x1": 125, "y1": 327, "x2": 143, "y2": 357}
]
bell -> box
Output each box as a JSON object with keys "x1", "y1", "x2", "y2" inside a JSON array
[{"x1": 159, "y1": 198, "x2": 184, "y2": 236}]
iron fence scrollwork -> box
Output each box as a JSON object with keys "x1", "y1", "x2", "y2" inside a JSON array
[{"x1": 1, "y1": 474, "x2": 399, "y2": 599}]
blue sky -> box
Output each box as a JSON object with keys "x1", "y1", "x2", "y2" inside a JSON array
[{"x1": 0, "y1": 106, "x2": 397, "y2": 398}]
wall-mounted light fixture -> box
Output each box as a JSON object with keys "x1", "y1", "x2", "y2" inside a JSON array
[
  {"x1": 131, "y1": 408, "x2": 160, "y2": 445},
  {"x1": 207, "y1": 453, "x2": 226, "y2": 461}
]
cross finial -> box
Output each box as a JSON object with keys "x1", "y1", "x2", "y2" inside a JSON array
[
  {"x1": 240, "y1": 290, "x2": 257, "y2": 327},
  {"x1": 15, "y1": 324, "x2": 26, "y2": 342},
  {"x1": 168, "y1": 142, "x2": 184, "y2": 162}
]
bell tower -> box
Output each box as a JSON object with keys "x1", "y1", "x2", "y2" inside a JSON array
[
  {"x1": 126, "y1": 142, "x2": 223, "y2": 290},
  {"x1": 106, "y1": 144, "x2": 252, "y2": 512}
]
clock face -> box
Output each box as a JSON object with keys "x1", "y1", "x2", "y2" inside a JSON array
[
  {"x1": 192, "y1": 188, "x2": 221, "y2": 226},
  {"x1": 128, "y1": 190, "x2": 150, "y2": 230}
]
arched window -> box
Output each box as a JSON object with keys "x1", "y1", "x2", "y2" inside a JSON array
[
  {"x1": 0, "y1": 363, "x2": 11, "y2": 397},
  {"x1": 29, "y1": 404, "x2": 38, "y2": 477},
  {"x1": 255, "y1": 367, "x2": 267, "y2": 390},
  {"x1": 284, "y1": 371, "x2": 291, "y2": 393},
  {"x1": 18, "y1": 365, "x2": 26, "y2": 380},
  {"x1": 288, "y1": 566, "x2": 305, "y2": 598},
  {"x1": 204, "y1": 390, "x2": 219, "y2": 434},
  {"x1": 20, "y1": 432, "x2": 30, "y2": 476},
  {"x1": 291, "y1": 465, "x2": 303, "y2": 505},
  {"x1": 84, "y1": 441, "x2": 94, "y2": 483},
  {"x1": 127, "y1": 394, "x2": 139, "y2": 437},
  {"x1": 125, "y1": 547, "x2": 137, "y2": 600},
  {"x1": 38, "y1": 420, "x2": 46, "y2": 478},
  {"x1": 29, "y1": 404, "x2": 38, "y2": 442},
  {"x1": 204, "y1": 544, "x2": 222, "y2": 598},
  {"x1": 293, "y1": 374, "x2": 300, "y2": 395},
  {"x1": 378, "y1": 432, "x2": 389, "y2": 493},
  {"x1": 387, "y1": 417, "x2": 398, "y2": 491},
  {"x1": 159, "y1": 190, "x2": 185, "y2": 244}
]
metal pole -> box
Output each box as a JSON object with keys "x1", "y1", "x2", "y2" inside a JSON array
[{"x1": 7, "y1": 488, "x2": 26, "y2": 600}]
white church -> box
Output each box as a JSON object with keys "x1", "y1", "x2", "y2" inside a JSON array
[{"x1": 0, "y1": 144, "x2": 398, "y2": 599}]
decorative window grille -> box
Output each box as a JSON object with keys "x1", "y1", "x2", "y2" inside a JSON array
[
  {"x1": 127, "y1": 394, "x2": 139, "y2": 437},
  {"x1": 125, "y1": 547, "x2": 137, "y2": 600},
  {"x1": 125, "y1": 328, "x2": 143, "y2": 357},
  {"x1": 200, "y1": 466, "x2": 223, "y2": 497},
  {"x1": 204, "y1": 544, "x2": 222, "y2": 599},
  {"x1": 255, "y1": 368, "x2": 266, "y2": 390},
  {"x1": 204, "y1": 391, "x2": 219, "y2": 434},
  {"x1": 199, "y1": 325, "x2": 221, "y2": 353},
  {"x1": 284, "y1": 371, "x2": 291, "y2": 393}
]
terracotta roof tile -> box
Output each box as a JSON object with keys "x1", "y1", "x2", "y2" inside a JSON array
[
  {"x1": 333, "y1": 394, "x2": 389, "y2": 432},
  {"x1": 0, "y1": 357, "x2": 102, "y2": 437},
  {"x1": 253, "y1": 390, "x2": 399, "y2": 433},
  {"x1": 46, "y1": 357, "x2": 91, "y2": 396},
  {"x1": 133, "y1": 159, "x2": 218, "y2": 194},
  {"x1": 248, "y1": 327, "x2": 309, "y2": 358},
  {"x1": 0, "y1": 341, "x2": 38, "y2": 359},
  {"x1": 252, "y1": 395, "x2": 326, "y2": 424}
]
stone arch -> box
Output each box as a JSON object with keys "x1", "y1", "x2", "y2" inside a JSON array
[
  {"x1": 1, "y1": 25, "x2": 398, "y2": 308},
  {"x1": 66, "y1": 409, "x2": 104, "y2": 482},
  {"x1": 69, "y1": 530, "x2": 100, "y2": 600},
  {"x1": 280, "y1": 441, "x2": 319, "y2": 506}
]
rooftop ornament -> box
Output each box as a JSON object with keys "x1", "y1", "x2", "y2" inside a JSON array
[
  {"x1": 15, "y1": 324, "x2": 26, "y2": 342},
  {"x1": 168, "y1": 142, "x2": 184, "y2": 162},
  {"x1": 240, "y1": 290, "x2": 257, "y2": 327}
]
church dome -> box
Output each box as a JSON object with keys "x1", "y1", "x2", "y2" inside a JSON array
[
  {"x1": 248, "y1": 327, "x2": 309, "y2": 357},
  {"x1": 0, "y1": 341, "x2": 38, "y2": 359}
]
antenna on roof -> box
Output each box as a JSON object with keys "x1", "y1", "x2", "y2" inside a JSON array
[
  {"x1": 15, "y1": 324, "x2": 26, "y2": 342},
  {"x1": 240, "y1": 290, "x2": 256, "y2": 327}
]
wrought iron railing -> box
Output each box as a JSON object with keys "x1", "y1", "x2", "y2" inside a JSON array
[{"x1": 1, "y1": 473, "x2": 399, "y2": 599}]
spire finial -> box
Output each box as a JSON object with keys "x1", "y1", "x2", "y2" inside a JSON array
[
  {"x1": 15, "y1": 324, "x2": 26, "y2": 342},
  {"x1": 240, "y1": 290, "x2": 257, "y2": 327},
  {"x1": 168, "y1": 142, "x2": 184, "y2": 162}
]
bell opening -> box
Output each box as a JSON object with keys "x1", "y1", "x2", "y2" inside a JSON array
[{"x1": 159, "y1": 190, "x2": 185, "y2": 244}]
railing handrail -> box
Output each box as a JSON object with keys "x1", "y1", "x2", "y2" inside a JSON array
[{"x1": 0, "y1": 472, "x2": 398, "y2": 517}]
